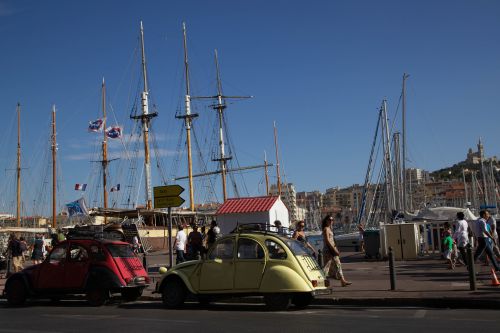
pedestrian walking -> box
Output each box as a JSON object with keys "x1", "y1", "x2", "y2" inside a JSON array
[
  {"x1": 453, "y1": 212, "x2": 469, "y2": 267},
  {"x1": 443, "y1": 229, "x2": 455, "y2": 269},
  {"x1": 132, "y1": 235, "x2": 141, "y2": 254},
  {"x1": 321, "y1": 215, "x2": 351, "y2": 287},
  {"x1": 31, "y1": 233, "x2": 45, "y2": 265},
  {"x1": 206, "y1": 220, "x2": 220, "y2": 250},
  {"x1": 174, "y1": 224, "x2": 187, "y2": 265},
  {"x1": 8, "y1": 234, "x2": 23, "y2": 273},
  {"x1": 473, "y1": 210, "x2": 500, "y2": 271},
  {"x1": 188, "y1": 224, "x2": 203, "y2": 259},
  {"x1": 292, "y1": 221, "x2": 316, "y2": 256},
  {"x1": 358, "y1": 224, "x2": 365, "y2": 253},
  {"x1": 19, "y1": 237, "x2": 28, "y2": 263},
  {"x1": 486, "y1": 210, "x2": 500, "y2": 258}
]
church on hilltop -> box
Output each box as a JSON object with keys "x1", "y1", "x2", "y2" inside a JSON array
[{"x1": 465, "y1": 138, "x2": 497, "y2": 164}]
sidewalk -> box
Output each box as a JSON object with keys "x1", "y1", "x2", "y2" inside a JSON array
[
  {"x1": 2, "y1": 251, "x2": 500, "y2": 309},
  {"x1": 142, "y1": 250, "x2": 500, "y2": 309}
]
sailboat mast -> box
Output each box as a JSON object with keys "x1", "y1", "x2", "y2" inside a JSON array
[
  {"x1": 274, "y1": 122, "x2": 282, "y2": 196},
  {"x1": 16, "y1": 103, "x2": 21, "y2": 227},
  {"x1": 381, "y1": 100, "x2": 396, "y2": 218},
  {"x1": 402, "y1": 73, "x2": 409, "y2": 213},
  {"x1": 264, "y1": 151, "x2": 270, "y2": 196},
  {"x1": 176, "y1": 22, "x2": 199, "y2": 211},
  {"x1": 52, "y1": 105, "x2": 57, "y2": 228},
  {"x1": 140, "y1": 21, "x2": 153, "y2": 210},
  {"x1": 101, "y1": 78, "x2": 108, "y2": 222},
  {"x1": 214, "y1": 49, "x2": 230, "y2": 201}
]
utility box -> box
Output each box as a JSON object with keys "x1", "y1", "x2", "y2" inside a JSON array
[
  {"x1": 363, "y1": 229, "x2": 381, "y2": 259},
  {"x1": 382, "y1": 223, "x2": 419, "y2": 260}
]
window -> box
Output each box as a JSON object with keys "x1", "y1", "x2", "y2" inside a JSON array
[
  {"x1": 208, "y1": 239, "x2": 234, "y2": 260},
  {"x1": 265, "y1": 240, "x2": 287, "y2": 260},
  {"x1": 283, "y1": 239, "x2": 309, "y2": 256},
  {"x1": 89, "y1": 245, "x2": 106, "y2": 261},
  {"x1": 49, "y1": 245, "x2": 67, "y2": 264},
  {"x1": 237, "y1": 238, "x2": 264, "y2": 259},
  {"x1": 69, "y1": 243, "x2": 89, "y2": 262},
  {"x1": 106, "y1": 244, "x2": 135, "y2": 258}
]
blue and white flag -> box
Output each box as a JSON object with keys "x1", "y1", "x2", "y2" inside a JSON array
[
  {"x1": 65, "y1": 197, "x2": 89, "y2": 217},
  {"x1": 88, "y1": 118, "x2": 105, "y2": 132},
  {"x1": 110, "y1": 184, "x2": 120, "y2": 192},
  {"x1": 105, "y1": 126, "x2": 122, "y2": 139}
]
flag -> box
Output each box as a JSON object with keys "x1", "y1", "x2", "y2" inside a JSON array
[
  {"x1": 64, "y1": 197, "x2": 89, "y2": 217},
  {"x1": 105, "y1": 126, "x2": 122, "y2": 139},
  {"x1": 88, "y1": 118, "x2": 105, "y2": 132},
  {"x1": 110, "y1": 184, "x2": 120, "y2": 192},
  {"x1": 74, "y1": 183, "x2": 87, "y2": 191}
]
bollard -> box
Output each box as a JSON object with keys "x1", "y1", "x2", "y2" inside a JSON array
[
  {"x1": 317, "y1": 249, "x2": 323, "y2": 268},
  {"x1": 143, "y1": 253, "x2": 147, "y2": 270},
  {"x1": 389, "y1": 246, "x2": 396, "y2": 291},
  {"x1": 466, "y1": 244, "x2": 476, "y2": 291}
]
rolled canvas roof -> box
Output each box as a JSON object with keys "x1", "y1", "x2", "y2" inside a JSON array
[{"x1": 413, "y1": 207, "x2": 477, "y2": 221}]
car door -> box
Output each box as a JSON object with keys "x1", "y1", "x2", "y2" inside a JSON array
[
  {"x1": 234, "y1": 237, "x2": 266, "y2": 290},
  {"x1": 199, "y1": 237, "x2": 235, "y2": 291},
  {"x1": 64, "y1": 242, "x2": 90, "y2": 289},
  {"x1": 36, "y1": 243, "x2": 68, "y2": 290}
]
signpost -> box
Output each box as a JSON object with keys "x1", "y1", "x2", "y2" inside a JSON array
[{"x1": 153, "y1": 185, "x2": 185, "y2": 268}]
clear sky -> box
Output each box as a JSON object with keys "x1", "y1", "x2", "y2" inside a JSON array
[{"x1": 0, "y1": 0, "x2": 499, "y2": 215}]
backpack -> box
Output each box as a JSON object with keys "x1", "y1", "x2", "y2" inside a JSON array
[{"x1": 20, "y1": 241, "x2": 27, "y2": 252}]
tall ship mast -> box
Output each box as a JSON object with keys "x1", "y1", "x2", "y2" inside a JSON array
[
  {"x1": 101, "y1": 79, "x2": 109, "y2": 221},
  {"x1": 175, "y1": 22, "x2": 198, "y2": 211},
  {"x1": 130, "y1": 21, "x2": 157, "y2": 210},
  {"x1": 51, "y1": 105, "x2": 57, "y2": 228},
  {"x1": 16, "y1": 103, "x2": 21, "y2": 227}
]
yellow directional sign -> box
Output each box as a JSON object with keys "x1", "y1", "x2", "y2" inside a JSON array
[
  {"x1": 154, "y1": 196, "x2": 185, "y2": 208},
  {"x1": 153, "y1": 185, "x2": 185, "y2": 198}
]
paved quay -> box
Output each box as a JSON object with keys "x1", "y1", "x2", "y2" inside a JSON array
[
  {"x1": 2, "y1": 251, "x2": 500, "y2": 309},
  {"x1": 142, "y1": 250, "x2": 500, "y2": 309}
]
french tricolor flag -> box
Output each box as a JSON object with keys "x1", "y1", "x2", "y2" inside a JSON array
[{"x1": 75, "y1": 184, "x2": 87, "y2": 191}]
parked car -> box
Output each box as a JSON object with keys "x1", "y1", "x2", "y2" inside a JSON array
[
  {"x1": 155, "y1": 224, "x2": 330, "y2": 311},
  {"x1": 3, "y1": 237, "x2": 149, "y2": 306}
]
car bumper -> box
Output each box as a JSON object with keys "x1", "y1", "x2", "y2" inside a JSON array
[{"x1": 312, "y1": 288, "x2": 332, "y2": 296}]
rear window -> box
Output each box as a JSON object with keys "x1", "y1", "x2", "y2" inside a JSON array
[
  {"x1": 283, "y1": 239, "x2": 309, "y2": 256},
  {"x1": 106, "y1": 244, "x2": 135, "y2": 258}
]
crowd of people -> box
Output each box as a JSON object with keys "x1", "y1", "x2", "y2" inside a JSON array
[{"x1": 445, "y1": 209, "x2": 500, "y2": 272}]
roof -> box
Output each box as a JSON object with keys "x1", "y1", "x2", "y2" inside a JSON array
[{"x1": 216, "y1": 196, "x2": 280, "y2": 215}]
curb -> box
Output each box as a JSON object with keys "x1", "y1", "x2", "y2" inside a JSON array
[{"x1": 137, "y1": 294, "x2": 500, "y2": 310}]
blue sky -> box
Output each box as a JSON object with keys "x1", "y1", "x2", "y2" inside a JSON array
[{"x1": 0, "y1": 0, "x2": 499, "y2": 215}]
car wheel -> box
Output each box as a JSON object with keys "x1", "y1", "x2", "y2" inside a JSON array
[
  {"x1": 161, "y1": 279, "x2": 186, "y2": 308},
  {"x1": 292, "y1": 293, "x2": 313, "y2": 309},
  {"x1": 263, "y1": 293, "x2": 291, "y2": 311},
  {"x1": 121, "y1": 288, "x2": 143, "y2": 302},
  {"x1": 6, "y1": 279, "x2": 27, "y2": 307},
  {"x1": 86, "y1": 288, "x2": 109, "y2": 306}
]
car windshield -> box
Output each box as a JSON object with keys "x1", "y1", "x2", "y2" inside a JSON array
[
  {"x1": 106, "y1": 244, "x2": 135, "y2": 258},
  {"x1": 282, "y1": 238, "x2": 310, "y2": 256}
]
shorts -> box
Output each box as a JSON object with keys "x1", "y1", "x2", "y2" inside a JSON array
[
  {"x1": 444, "y1": 249, "x2": 452, "y2": 260},
  {"x1": 12, "y1": 256, "x2": 23, "y2": 271}
]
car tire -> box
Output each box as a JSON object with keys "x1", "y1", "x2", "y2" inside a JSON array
[
  {"x1": 6, "y1": 279, "x2": 27, "y2": 307},
  {"x1": 161, "y1": 279, "x2": 186, "y2": 308},
  {"x1": 121, "y1": 288, "x2": 143, "y2": 302},
  {"x1": 292, "y1": 293, "x2": 313, "y2": 309},
  {"x1": 263, "y1": 293, "x2": 291, "y2": 311},
  {"x1": 86, "y1": 288, "x2": 109, "y2": 306}
]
